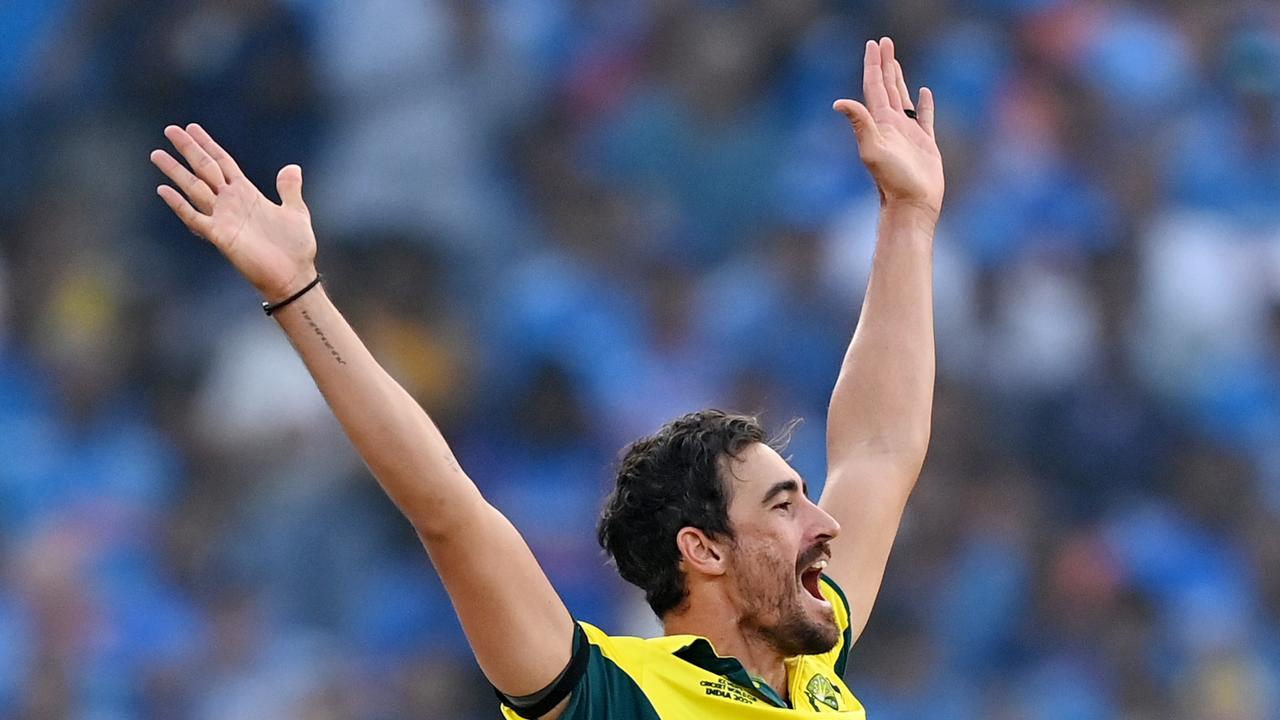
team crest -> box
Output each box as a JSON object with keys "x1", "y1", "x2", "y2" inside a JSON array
[{"x1": 804, "y1": 674, "x2": 841, "y2": 711}]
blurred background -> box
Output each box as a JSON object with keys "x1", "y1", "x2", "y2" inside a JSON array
[{"x1": 1, "y1": 0, "x2": 1279, "y2": 718}]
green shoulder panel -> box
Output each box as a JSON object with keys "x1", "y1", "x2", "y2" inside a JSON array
[{"x1": 558, "y1": 626, "x2": 662, "y2": 720}]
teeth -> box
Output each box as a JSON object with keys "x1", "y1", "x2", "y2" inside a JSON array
[{"x1": 811, "y1": 559, "x2": 827, "y2": 572}]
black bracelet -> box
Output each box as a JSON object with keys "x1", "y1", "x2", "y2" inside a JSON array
[{"x1": 262, "y1": 274, "x2": 322, "y2": 316}]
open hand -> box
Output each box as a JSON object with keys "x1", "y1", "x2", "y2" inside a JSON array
[
  {"x1": 151, "y1": 124, "x2": 318, "y2": 303},
  {"x1": 834, "y1": 38, "x2": 944, "y2": 218}
]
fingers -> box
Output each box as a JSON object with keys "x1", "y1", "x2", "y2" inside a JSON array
[
  {"x1": 164, "y1": 125, "x2": 225, "y2": 189},
  {"x1": 833, "y1": 99, "x2": 882, "y2": 153},
  {"x1": 862, "y1": 39, "x2": 891, "y2": 112},
  {"x1": 879, "y1": 37, "x2": 902, "y2": 112},
  {"x1": 894, "y1": 60, "x2": 913, "y2": 113},
  {"x1": 186, "y1": 123, "x2": 244, "y2": 183},
  {"x1": 917, "y1": 86, "x2": 936, "y2": 137},
  {"x1": 150, "y1": 149, "x2": 216, "y2": 213},
  {"x1": 157, "y1": 185, "x2": 213, "y2": 239},
  {"x1": 276, "y1": 164, "x2": 306, "y2": 209}
]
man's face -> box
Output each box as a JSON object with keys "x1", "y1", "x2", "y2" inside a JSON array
[{"x1": 721, "y1": 443, "x2": 841, "y2": 656}]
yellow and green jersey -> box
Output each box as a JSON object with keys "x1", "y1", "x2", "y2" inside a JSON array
[{"x1": 501, "y1": 576, "x2": 865, "y2": 718}]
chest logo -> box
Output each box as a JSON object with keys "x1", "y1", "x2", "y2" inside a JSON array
[{"x1": 804, "y1": 674, "x2": 842, "y2": 712}]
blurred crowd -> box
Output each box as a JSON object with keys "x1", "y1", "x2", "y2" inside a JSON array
[{"x1": 1, "y1": 0, "x2": 1279, "y2": 718}]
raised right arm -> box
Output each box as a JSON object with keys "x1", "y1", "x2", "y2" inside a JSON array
[{"x1": 150, "y1": 124, "x2": 574, "y2": 717}]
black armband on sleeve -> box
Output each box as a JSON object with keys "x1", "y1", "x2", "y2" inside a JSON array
[{"x1": 495, "y1": 623, "x2": 590, "y2": 719}]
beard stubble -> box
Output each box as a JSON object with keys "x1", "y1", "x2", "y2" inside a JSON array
[{"x1": 729, "y1": 537, "x2": 839, "y2": 657}]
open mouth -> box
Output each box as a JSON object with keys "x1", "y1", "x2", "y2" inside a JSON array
[{"x1": 799, "y1": 557, "x2": 828, "y2": 601}]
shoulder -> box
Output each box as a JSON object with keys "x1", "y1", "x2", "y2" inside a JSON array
[
  {"x1": 577, "y1": 622, "x2": 696, "y2": 670},
  {"x1": 814, "y1": 575, "x2": 854, "y2": 676},
  {"x1": 551, "y1": 622, "x2": 669, "y2": 720},
  {"x1": 820, "y1": 575, "x2": 852, "y2": 631}
]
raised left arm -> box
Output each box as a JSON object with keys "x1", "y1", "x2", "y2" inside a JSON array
[{"x1": 819, "y1": 37, "x2": 943, "y2": 643}]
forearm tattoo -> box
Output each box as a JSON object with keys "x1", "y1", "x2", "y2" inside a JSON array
[{"x1": 301, "y1": 309, "x2": 347, "y2": 365}]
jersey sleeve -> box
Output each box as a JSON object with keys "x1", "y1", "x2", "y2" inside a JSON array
[
  {"x1": 499, "y1": 622, "x2": 660, "y2": 720},
  {"x1": 814, "y1": 575, "x2": 854, "y2": 677}
]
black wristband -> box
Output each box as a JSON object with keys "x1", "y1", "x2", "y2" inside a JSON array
[{"x1": 262, "y1": 274, "x2": 322, "y2": 316}]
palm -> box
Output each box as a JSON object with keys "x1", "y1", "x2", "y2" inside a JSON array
[
  {"x1": 206, "y1": 179, "x2": 315, "y2": 293},
  {"x1": 834, "y1": 38, "x2": 945, "y2": 216},
  {"x1": 151, "y1": 123, "x2": 317, "y2": 302}
]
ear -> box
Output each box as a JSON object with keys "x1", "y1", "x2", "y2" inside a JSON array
[{"x1": 675, "y1": 527, "x2": 729, "y2": 577}]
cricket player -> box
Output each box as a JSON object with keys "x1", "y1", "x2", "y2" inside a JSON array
[{"x1": 150, "y1": 36, "x2": 942, "y2": 718}]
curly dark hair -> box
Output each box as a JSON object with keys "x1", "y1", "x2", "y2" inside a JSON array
[{"x1": 597, "y1": 409, "x2": 770, "y2": 617}]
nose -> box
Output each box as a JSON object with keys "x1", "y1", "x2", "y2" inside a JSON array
[{"x1": 810, "y1": 500, "x2": 841, "y2": 542}]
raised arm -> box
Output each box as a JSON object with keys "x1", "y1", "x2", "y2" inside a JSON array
[
  {"x1": 151, "y1": 125, "x2": 574, "y2": 716},
  {"x1": 819, "y1": 38, "x2": 943, "y2": 643}
]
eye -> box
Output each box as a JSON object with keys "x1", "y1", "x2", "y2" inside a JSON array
[{"x1": 773, "y1": 501, "x2": 793, "y2": 512}]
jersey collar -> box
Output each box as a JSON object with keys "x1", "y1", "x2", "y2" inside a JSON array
[{"x1": 672, "y1": 637, "x2": 790, "y2": 708}]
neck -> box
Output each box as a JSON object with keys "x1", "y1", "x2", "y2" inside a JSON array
[{"x1": 664, "y1": 600, "x2": 791, "y2": 702}]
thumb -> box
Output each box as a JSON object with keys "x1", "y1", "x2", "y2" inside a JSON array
[
  {"x1": 276, "y1": 164, "x2": 306, "y2": 209},
  {"x1": 833, "y1": 99, "x2": 881, "y2": 150}
]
